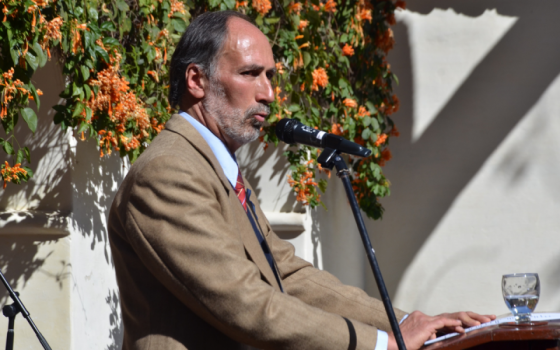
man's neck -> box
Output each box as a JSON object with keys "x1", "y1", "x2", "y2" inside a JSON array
[{"x1": 181, "y1": 103, "x2": 242, "y2": 153}]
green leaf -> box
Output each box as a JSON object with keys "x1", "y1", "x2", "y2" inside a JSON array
[
  {"x1": 31, "y1": 42, "x2": 47, "y2": 68},
  {"x1": 361, "y1": 128, "x2": 371, "y2": 140},
  {"x1": 116, "y1": 0, "x2": 129, "y2": 11},
  {"x1": 16, "y1": 149, "x2": 23, "y2": 164},
  {"x1": 288, "y1": 104, "x2": 301, "y2": 112},
  {"x1": 145, "y1": 96, "x2": 156, "y2": 104},
  {"x1": 7, "y1": 29, "x2": 18, "y2": 65},
  {"x1": 100, "y1": 21, "x2": 116, "y2": 31},
  {"x1": 80, "y1": 66, "x2": 90, "y2": 81},
  {"x1": 95, "y1": 45, "x2": 110, "y2": 63},
  {"x1": 24, "y1": 147, "x2": 31, "y2": 163},
  {"x1": 25, "y1": 52, "x2": 38, "y2": 71},
  {"x1": 23, "y1": 166, "x2": 33, "y2": 178},
  {"x1": 88, "y1": 6, "x2": 98, "y2": 21},
  {"x1": 102, "y1": 37, "x2": 120, "y2": 48},
  {"x1": 29, "y1": 83, "x2": 40, "y2": 110},
  {"x1": 222, "y1": 0, "x2": 236, "y2": 9},
  {"x1": 72, "y1": 103, "x2": 85, "y2": 118},
  {"x1": 318, "y1": 179, "x2": 328, "y2": 193},
  {"x1": 78, "y1": 121, "x2": 89, "y2": 133},
  {"x1": 84, "y1": 84, "x2": 91, "y2": 100},
  {"x1": 3, "y1": 141, "x2": 14, "y2": 155},
  {"x1": 172, "y1": 18, "x2": 187, "y2": 33},
  {"x1": 303, "y1": 52, "x2": 311, "y2": 67},
  {"x1": 21, "y1": 108, "x2": 38, "y2": 133}
]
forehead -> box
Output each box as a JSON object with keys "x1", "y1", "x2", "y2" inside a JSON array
[{"x1": 218, "y1": 17, "x2": 275, "y2": 69}]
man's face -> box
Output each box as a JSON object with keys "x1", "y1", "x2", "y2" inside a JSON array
[{"x1": 202, "y1": 18, "x2": 276, "y2": 149}]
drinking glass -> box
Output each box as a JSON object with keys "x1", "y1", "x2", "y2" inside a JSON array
[{"x1": 502, "y1": 273, "x2": 540, "y2": 322}]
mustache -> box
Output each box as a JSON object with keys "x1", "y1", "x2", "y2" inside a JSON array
[{"x1": 244, "y1": 104, "x2": 270, "y2": 120}]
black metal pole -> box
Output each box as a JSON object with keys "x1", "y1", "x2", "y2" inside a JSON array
[
  {"x1": 0, "y1": 270, "x2": 52, "y2": 350},
  {"x1": 2, "y1": 303, "x2": 17, "y2": 350},
  {"x1": 324, "y1": 152, "x2": 407, "y2": 350}
]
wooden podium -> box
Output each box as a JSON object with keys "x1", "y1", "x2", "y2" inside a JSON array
[{"x1": 422, "y1": 322, "x2": 560, "y2": 350}]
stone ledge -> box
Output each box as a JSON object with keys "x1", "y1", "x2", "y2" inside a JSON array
[
  {"x1": 0, "y1": 211, "x2": 70, "y2": 236},
  {"x1": 264, "y1": 212, "x2": 305, "y2": 232}
]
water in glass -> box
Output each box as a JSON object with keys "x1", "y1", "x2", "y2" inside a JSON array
[{"x1": 502, "y1": 273, "x2": 540, "y2": 322}]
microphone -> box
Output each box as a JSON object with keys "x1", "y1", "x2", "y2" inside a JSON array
[{"x1": 275, "y1": 119, "x2": 372, "y2": 157}]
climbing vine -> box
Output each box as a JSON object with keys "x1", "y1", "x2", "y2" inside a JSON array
[{"x1": 0, "y1": 0, "x2": 404, "y2": 219}]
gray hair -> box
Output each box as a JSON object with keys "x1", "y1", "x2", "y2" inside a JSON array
[{"x1": 168, "y1": 11, "x2": 256, "y2": 108}]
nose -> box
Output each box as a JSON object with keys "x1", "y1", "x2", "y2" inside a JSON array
[{"x1": 256, "y1": 73, "x2": 275, "y2": 105}]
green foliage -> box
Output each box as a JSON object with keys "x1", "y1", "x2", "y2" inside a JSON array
[{"x1": 0, "y1": 0, "x2": 404, "y2": 219}]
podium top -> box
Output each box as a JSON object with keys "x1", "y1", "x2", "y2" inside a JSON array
[{"x1": 422, "y1": 321, "x2": 560, "y2": 350}]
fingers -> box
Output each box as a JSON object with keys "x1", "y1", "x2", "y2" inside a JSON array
[{"x1": 441, "y1": 311, "x2": 497, "y2": 328}]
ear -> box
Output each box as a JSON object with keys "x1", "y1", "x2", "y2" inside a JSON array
[{"x1": 185, "y1": 63, "x2": 207, "y2": 99}]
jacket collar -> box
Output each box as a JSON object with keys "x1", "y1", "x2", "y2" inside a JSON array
[{"x1": 164, "y1": 114, "x2": 282, "y2": 292}]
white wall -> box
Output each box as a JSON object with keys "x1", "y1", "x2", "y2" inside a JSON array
[
  {"x1": 0, "y1": 59, "x2": 124, "y2": 349},
  {"x1": 2, "y1": 2, "x2": 560, "y2": 348}
]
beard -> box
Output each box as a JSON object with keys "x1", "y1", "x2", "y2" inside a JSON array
[{"x1": 202, "y1": 78, "x2": 270, "y2": 146}]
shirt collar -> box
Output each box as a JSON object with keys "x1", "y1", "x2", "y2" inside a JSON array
[{"x1": 179, "y1": 111, "x2": 239, "y2": 187}]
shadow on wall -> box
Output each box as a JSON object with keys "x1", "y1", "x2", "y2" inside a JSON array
[
  {"x1": 365, "y1": 0, "x2": 560, "y2": 299},
  {"x1": 0, "y1": 59, "x2": 126, "y2": 346},
  {"x1": 106, "y1": 289, "x2": 124, "y2": 350},
  {"x1": 239, "y1": 140, "x2": 303, "y2": 213}
]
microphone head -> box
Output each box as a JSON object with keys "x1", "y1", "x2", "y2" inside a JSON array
[{"x1": 275, "y1": 118, "x2": 298, "y2": 144}]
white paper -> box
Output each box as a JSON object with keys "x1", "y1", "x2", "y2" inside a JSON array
[{"x1": 424, "y1": 312, "x2": 560, "y2": 346}]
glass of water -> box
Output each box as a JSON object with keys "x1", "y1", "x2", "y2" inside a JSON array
[{"x1": 502, "y1": 273, "x2": 540, "y2": 322}]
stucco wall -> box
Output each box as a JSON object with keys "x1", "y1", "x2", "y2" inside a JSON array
[{"x1": 2, "y1": 1, "x2": 560, "y2": 348}]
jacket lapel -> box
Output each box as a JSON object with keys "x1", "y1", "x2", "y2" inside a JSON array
[{"x1": 164, "y1": 114, "x2": 282, "y2": 292}]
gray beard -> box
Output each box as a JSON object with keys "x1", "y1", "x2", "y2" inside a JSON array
[{"x1": 203, "y1": 79, "x2": 269, "y2": 146}]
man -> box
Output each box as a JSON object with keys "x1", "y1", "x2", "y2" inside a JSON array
[{"x1": 108, "y1": 11, "x2": 494, "y2": 350}]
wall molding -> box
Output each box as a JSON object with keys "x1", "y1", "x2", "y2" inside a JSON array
[{"x1": 0, "y1": 210, "x2": 70, "y2": 236}]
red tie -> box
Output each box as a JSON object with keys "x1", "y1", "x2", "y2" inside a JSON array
[{"x1": 235, "y1": 169, "x2": 247, "y2": 212}]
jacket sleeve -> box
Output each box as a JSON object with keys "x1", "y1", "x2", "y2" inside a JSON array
[
  {"x1": 251, "y1": 200, "x2": 407, "y2": 332},
  {"x1": 120, "y1": 153, "x2": 383, "y2": 350}
]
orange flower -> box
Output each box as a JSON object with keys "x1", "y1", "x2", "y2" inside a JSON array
[
  {"x1": 357, "y1": 106, "x2": 370, "y2": 117},
  {"x1": 389, "y1": 126, "x2": 400, "y2": 137},
  {"x1": 275, "y1": 62, "x2": 284, "y2": 75},
  {"x1": 378, "y1": 148, "x2": 392, "y2": 166},
  {"x1": 36, "y1": 89, "x2": 43, "y2": 96},
  {"x1": 252, "y1": 0, "x2": 272, "y2": 16},
  {"x1": 168, "y1": 0, "x2": 186, "y2": 17},
  {"x1": 146, "y1": 70, "x2": 159, "y2": 83},
  {"x1": 288, "y1": 2, "x2": 303, "y2": 14},
  {"x1": 298, "y1": 20, "x2": 309, "y2": 31},
  {"x1": 342, "y1": 44, "x2": 354, "y2": 56},
  {"x1": 357, "y1": 9, "x2": 372, "y2": 22},
  {"x1": 395, "y1": 0, "x2": 406, "y2": 9},
  {"x1": 375, "y1": 28, "x2": 394, "y2": 54},
  {"x1": 235, "y1": 0, "x2": 248, "y2": 8},
  {"x1": 331, "y1": 123, "x2": 343, "y2": 135},
  {"x1": 311, "y1": 67, "x2": 328, "y2": 91},
  {"x1": 275, "y1": 86, "x2": 287, "y2": 104},
  {"x1": 374, "y1": 133, "x2": 387, "y2": 147},
  {"x1": 324, "y1": 0, "x2": 337, "y2": 13},
  {"x1": 1, "y1": 161, "x2": 28, "y2": 189},
  {"x1": 343, "y1": 98, "x2": 357, "y2": 108}
]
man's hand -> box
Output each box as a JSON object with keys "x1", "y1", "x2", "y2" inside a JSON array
[{"x1": 387, "y1": 311, "x2": 496, "y2": 350}]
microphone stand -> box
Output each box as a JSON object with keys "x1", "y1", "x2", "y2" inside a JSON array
[
  {"x1": 0, "y1": 270, "x2": 52, "y2": 350},
  {"x1": 318, "y1": 148, "x2": 407, "y2": 350}
]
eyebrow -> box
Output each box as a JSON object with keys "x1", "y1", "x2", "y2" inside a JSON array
[{"x1": 240, "y1": 64, "x2": 277, "y2": 75}]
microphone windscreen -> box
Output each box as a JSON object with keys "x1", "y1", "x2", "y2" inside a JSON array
[{"x1": 275, "y1": 119, "x2": 297, "y2": 144}]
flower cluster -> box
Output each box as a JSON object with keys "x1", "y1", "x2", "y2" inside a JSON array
[
  {"x1": 1, "y1": 0, "x2": 403, "y2": 219},
  {"x1": 1, "y1": 161, "x2": 30, "y2": 189}
]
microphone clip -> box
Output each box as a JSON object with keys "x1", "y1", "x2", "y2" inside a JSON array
[{"x1": 317, "y1": 148, "x2": 349, "y2": 179}]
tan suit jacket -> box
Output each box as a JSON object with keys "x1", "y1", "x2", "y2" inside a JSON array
[{"x1": 108, "y1": 114, "x2": 406, "y2": 350}]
